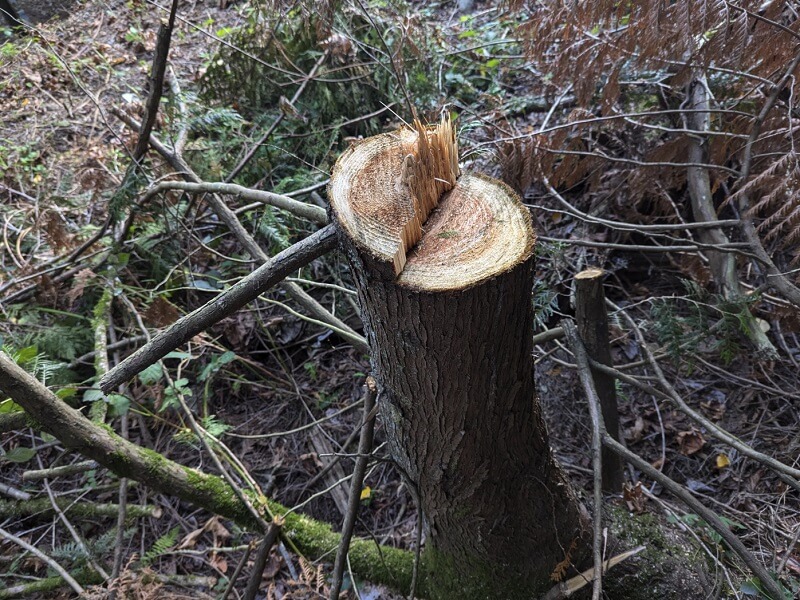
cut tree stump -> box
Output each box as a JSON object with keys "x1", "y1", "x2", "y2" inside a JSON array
[
  {"x1": 329, "y1": 119, "x2": 589, "y2": 599},
  {"x1": 575, "y1": 268, "x2": 624, "y2": 493}
]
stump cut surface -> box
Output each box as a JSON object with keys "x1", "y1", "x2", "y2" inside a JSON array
[{"x1": 330, "y1": 129, "x2": 534, "y2": 292}]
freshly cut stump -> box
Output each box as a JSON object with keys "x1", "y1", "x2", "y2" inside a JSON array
[{"x1": 330, "y1": 125, "x2": 589, "y2": 599}]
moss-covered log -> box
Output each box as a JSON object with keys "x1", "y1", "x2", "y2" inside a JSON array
[
  {"x1": 0, "y1": 497, "x2": 159, "y2": 520},
  {"x1": 0, "y1": 352, "x2": 418, "y2": 595}
]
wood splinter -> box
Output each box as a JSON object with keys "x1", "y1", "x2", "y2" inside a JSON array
[{"x1": 396, "y1": 114, "x2": 461, "y2": 275}]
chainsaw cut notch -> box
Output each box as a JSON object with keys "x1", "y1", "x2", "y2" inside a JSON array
[{"x1": 395, "y1": 114, "x2": 461, "y2": 275}]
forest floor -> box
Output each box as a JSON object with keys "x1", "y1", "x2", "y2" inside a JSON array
[{"x1": 1, "y1": 0, "x2": 799, "y2": 599}]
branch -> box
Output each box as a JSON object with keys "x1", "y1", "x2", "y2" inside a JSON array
[
  {"x1": 684, "y1": 74, "x2": 776, "y2": 356},
  {"x1": 132, "y1": 0, "x2": 179, "y2": 161},
  {"x1": 330, "y1": 377, "x2": 378, "y2": 599},
  {"x1": 0, "y1": 526, "x2": 84, "y2": 596},
  {"x1": 143, "y1": 180, "x2": 328, "y2": 225},
  {"x1": 606, "y1": 300, "x2": 800, "y2": 488},
  {"x1": 735, "y1": 47, "x2": 800, "y2": 307},
  {"x1": 99, "y1": 224, "x2": 337, "y2": 392},
  {"x1": 225, "y1": 49, "x2": 329, "y2": 183},
  {"x1": 562, "y1": 320, "x2": 604, "y2": 600},
  {"x1": 242, "y1": 518, "x2": 283, "y2": 600},
  {"x1": 112, "y1": 107, "x2": 369, "y2": 353},
  {"x1": 566, "y1": 327, "x2": 788, "y2": 600},
  {"x1": 0, "y1": 352, "x2": 418, "y2": 593}
]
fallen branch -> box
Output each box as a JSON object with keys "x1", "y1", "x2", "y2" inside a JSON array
[
  {"x1": 99, "y1": 225, "x2": 337, "y2": 392},
  {"x1": 242, "y1": 517, "x2": 283, "y2": 600},
  {"x1": 566, "y1": 325, "x2": 788, "y2": 600},
  {"x1": 0, "y1": 497, "x2": 158, "y2": 520},
  {"x1": 684, "y1": 74, "x2": 776, "y2": 356},
  {"x1": 0, "y1": 352, "x2": 418, "y2": 594},
  {"x1": 0, "y1": 526, "x2": 84, "y2": 596},
  {"x1": 606, "y1": 299, "x2": 800, "y2": 488},
  {"x1": 330, "y1": 377, "x2": 378, "y2": 600},
  {"x1": 540, "y1": 546, "x2": 645, "y2": 600},
  {"x1": 562, "y1": 320, "x2": 605, "y2": 600},
  {"x1": 112, "y1": 107, "x2": 368, "y2": 353},
  {"x1": 143, "y1": 181, "x2": 328, "y2": 225}
]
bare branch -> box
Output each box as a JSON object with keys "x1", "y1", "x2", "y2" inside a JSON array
[
  {"x1": 144, "y1": 181, "x2": 328, "y2": 225},
  {"x1": 99, "y1": 225, "x2": 338, "y2": 392}
]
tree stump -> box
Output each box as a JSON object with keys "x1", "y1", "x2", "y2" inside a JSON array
[
  {"x1": 329, "y1": 120, "x2": 589, "y2": 599},
  {"x1": 575, "y1": 268, "x2": 624, "y2": 493}
]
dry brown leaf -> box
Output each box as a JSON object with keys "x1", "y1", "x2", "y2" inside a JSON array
[
  {"x1": 623, "y1": 481, "x2": 646, "y2": 513},
  {"x1": 177, "y1": 526, "x2": 206, "y2": 550},
  {"x1": 677, "y1": 429, "x2": 706, "y2": 456},
  {"x1": 66, "y1": 268, "x2": 97, "y2": 306},
  {"x1": 205, "y1": 516, "x2": 231, "y2": 543},
  {"x1": 143, "y1": 296, "x2": 180, "y2": 327}
]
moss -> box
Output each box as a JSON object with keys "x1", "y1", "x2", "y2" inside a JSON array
[
  {"x1": 419, "y1": 546, "x2": 549, "y2": 600},
  {"x1": 270, "y1": 499, "x2": 415, "y2": 594},
  {"x1": 183, "y1": 468, "x2": 258, "y2": 527},
  {"x1": 0, "y1": 568, "x2": 104, "y2": 599},
  {"x1": 108, "y1": 450, "x2": 131, "y2": 468},
  {"x1": 602, "y1": 505, "x2": 710, "y2": 600},
  {"x1": 140, "y1": 446, "x2": 170, "y2": 478}
]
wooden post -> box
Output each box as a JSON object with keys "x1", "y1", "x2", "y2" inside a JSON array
[
  {"x1": 329, "y1": 121, "x2": 589, "y2": 599},
  {"x1": 575, "y1": 268, "x2": 624, "y2": 493}
]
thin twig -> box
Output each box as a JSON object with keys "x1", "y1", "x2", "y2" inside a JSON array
[
  {"x1": 604, "y1": 300, "x2": 800, "y2": 487},
  {"x1": 330, "y1": 378, "x2": 378, "y2": 599},
  {"x1": 242, "y1": 517, "x2": 284, "y2": 600},
  {"x1": 42, "y1": 478, "x2": 111, "y2": 580},
  {"x1": 220, "y1": 540, "x2": 254, "y2": 600},
  {"x1": 568, "y1": 326, "x2": 787, "y2": 600},
  {"x1": 0, "y1": 526, "x2": 85, "y2": 596},
  {"x1": 226, "y1": 50, "x2": 330, "y2": 183},
  {"x1": 132, "y1": 0, "x2": 179, "y2": 161},
  {"x1": 562, "y1": 320, "x2": 604, "y2": 600}
]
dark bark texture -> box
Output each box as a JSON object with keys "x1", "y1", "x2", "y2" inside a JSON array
[
  {"x1": 574, "y1": 268, "x2": 623, "y2": 493},
  {"x1": 339, "y1": 238, "x2": 589, "y2": 599}
]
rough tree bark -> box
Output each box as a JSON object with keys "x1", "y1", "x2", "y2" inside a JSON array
[
  {"x1": 329, "y1": 123, "x2": 589, "y2": 599},
  {"x1": 574, "y1": 268, "x2": 623, "y2": 493}
]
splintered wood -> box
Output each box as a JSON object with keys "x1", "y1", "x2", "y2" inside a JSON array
[{"x1": 393, "y1": 114, "x2": 461, "y2": 275}]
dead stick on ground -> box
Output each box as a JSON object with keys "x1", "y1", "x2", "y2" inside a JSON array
[
  {"x1": 0, "y1": 351, "x2": 418, "y2": 594},
  {"x1": 242, "y1": 517, "x2": 284, "y2": 600},
  {"x1": 23, "y1": 460, "x2": 98, "y2": 481},
  {"x1": 562, "y1": 319, "x2": 604, "y2": 600},
  {"x1": 330, "y1": 377, "x2": 378, "y2": 600},
  {"x1": 220, "y1": 541, "x2": 254, "y2": 600},
  {"x1": 0, "y1": 526, "x2": 85, "y2": 596},
  {"x1": 605, "y1": 299, "x2": 800, "y2": 487},
  {"x1": 42, "y1": 477, "x2": 111, "y2": 581},
  {"x1": 99, "y1": 225, "x2": 337, "y2": 392},
  {"x1": 567, "y1": 324, "x2": 788, "y2": 600}
]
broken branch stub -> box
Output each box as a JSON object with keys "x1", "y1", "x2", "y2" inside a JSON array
[{"x1": 329, "y1": 115, "x2": 532, "y2": 284}]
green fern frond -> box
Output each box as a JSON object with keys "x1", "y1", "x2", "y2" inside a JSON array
[{"x1": 142, "y1": 526, "x2": 180, "y2": 566}]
